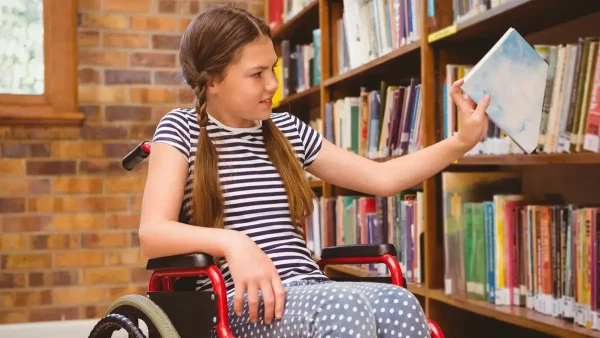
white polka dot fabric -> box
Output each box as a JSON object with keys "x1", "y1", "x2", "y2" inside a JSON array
[{"x1": 211, "y1": 281, "x2": 430, "y2": 338}]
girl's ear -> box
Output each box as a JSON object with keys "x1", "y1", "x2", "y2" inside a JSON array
[
  {"x1": 206, "y1": 78, "x2": 219, "y2": 96},
  {"x1": 207, "y1": 73, "x2": 225, "y2": 95}
]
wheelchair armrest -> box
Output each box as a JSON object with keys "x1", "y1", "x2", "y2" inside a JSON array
[
  {"x1": 317, "y1": 244, "x2": 404, "y2": 287},
  {"x1": 320, "y1": 244, "x2": 397, "y2": 259},
  {"x1": 146, "y1": 252, "x2": 215, "y2": 271}
]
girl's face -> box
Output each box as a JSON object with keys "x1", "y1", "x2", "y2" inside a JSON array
[{"x1": 207, "y1": 34, "x2": 279, "y2": 128}]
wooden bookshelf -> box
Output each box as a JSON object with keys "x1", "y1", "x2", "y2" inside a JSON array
[
  {"x1": 428, "y1": 289, "x2": 600, "y2": 338},
  {"x1": 276, "y1": 84, "x2": 320, "y2": 107},
  {"x1": 323, "y1": 41, "x2": 421, "y2": 87},
  {"x1": 453, "y1": 153, "x2": 600, "y2": 166},
  {"x1": 309, "y1": 179, "x2": 323, "y2": 189},
  {"x1": 265, "y1": 0, "x2": 600, "y2": 337},
  {"x1": 427, "y1": 0, "x2": 600, "y2": 44}
]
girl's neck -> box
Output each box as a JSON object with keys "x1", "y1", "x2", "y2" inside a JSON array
[{"x1": 204, "y1": 102, "x2": 261, "y2": 132}]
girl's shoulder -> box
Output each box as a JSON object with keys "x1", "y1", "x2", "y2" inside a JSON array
[
  {"x1": 269, "y1": 111, "x2": 291, "y2": 122},
  {"x1": 269, "y1": 111, "x2": 302, "y2": 129},
  {"x1": 153, "y1": 108, "x2": 198, "y2": 161}
]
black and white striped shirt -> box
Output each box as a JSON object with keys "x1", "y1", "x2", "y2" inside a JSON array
[{"x1": 152, "y1": 108, "x2": 329, "y2": 295}]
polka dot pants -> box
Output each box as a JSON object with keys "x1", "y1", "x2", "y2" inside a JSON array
[{"x1": 211, "y1": 280, "x2": 430, "y2": 338}]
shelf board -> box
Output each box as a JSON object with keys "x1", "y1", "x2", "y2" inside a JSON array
[
  {"x1": 271, "y1": 0, "x2": 319, "y2": 41},
  {"x1": 406, "y1": 283, "x2": 428, "y2": 298},
  {"x1": 452, "y1": 153, "x2": 600, "y2": 166},
  {"x1": 428, "y1": 0, "x2": 600, "y2": 44},
  {"x1": 309, "y1": 179, "x2": 323, "y2": 188},
  {"x1": 323, "y1": 41, "x2": 421, "y2": 88},
  {"x1": 428, "y1": 289, "x2": 600, "y2": 338},
  {"x1": 323, "y1": 264, "x2": 427, "y2": 297},
  {"x1": 275, "y1": 85, "x2": 320, "y2": 108},
  {"x1": 371, "y1": 153, "x2": 600, "y2": 166},
  {"x1": 354, "y1": 152, "x2": 600, "y2": 167}
]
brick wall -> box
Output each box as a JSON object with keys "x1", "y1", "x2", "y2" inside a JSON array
[{"x1": 0, "y1": 0, "x2": 263, "y2": 324}]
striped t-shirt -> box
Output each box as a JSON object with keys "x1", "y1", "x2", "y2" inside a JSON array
[{"x1": 152, "y1": 108, "x2": 330, "y2": 295}]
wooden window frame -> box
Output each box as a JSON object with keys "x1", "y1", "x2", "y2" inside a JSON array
[{"x1": 0, "y1": 0, "x2": 82, "y2": 126}]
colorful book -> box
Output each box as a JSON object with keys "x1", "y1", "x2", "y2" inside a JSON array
[{"x1": 461, "y1": 27, "x2": 549, "y2": 154}]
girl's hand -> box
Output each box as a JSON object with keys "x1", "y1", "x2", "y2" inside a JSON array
[
  {"x1": 225, "y1": 232, "x2": 286, "y2": 325},
  {"x1": 450, "y1": 79, "x2": 491, "y2": 150}
]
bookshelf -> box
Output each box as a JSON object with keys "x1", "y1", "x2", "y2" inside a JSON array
[
  {"x1": 323, "y1": 41, "x2": 421, "y2": 87},
  {"x1": 266, "y1": 0, "x2": 600, "y2": 337},
  {"x1": 454, "y1": 153, "x2": 600, "y2": 166}
]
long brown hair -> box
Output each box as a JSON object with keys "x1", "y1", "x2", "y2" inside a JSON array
[{"x1": 179, "y1": 4, "x2": 314, "y2": 234}]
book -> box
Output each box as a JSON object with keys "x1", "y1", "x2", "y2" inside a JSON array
[{"x1": 460, "y1": 27, "x2": 549, "y2": 154}]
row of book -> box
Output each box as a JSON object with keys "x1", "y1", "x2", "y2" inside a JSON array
[
  {"x1": 443, "y1": 171, "x2": 600, "y2": 330},
  {"x1": 450, "y1": 0, "x2": 517, "y2": 25},
  {"x1": 267, "y1": 0, "x2": 315, "y2": 32},
  {"x1": 302, "y1": 192, "x2": 425, "y2": 284},
  {"x1": 272, "y1": 31, "x2": 321, "y2": 107},
  {"x1": 442, "y1": 37, "x2": 600, "y2": 155},
  {"x1": 337, "y1": 0, "x2": 421, "y2": 74},
  {"x1": 324, "y1": 79, "x2": 423, "y2": 160},
  {"x1": 536, "y1": 39, "x2": 600, "y2": 154}
]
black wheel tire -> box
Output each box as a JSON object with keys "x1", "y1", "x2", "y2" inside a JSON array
[
  {"x1": 89, "y1": 294, "x2": 180, "y2": 338},
  {"x1": 88, "y1": 313, "x2": 145, "y2": 338}
]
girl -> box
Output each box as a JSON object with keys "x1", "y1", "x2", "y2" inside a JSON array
[{"x1": 140, "y1": 4, "x2": 490, "y2": 338}]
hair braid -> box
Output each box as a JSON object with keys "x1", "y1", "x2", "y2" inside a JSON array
[{"x1": 191, "y1": 74, "x2": 223, "y2": 229}]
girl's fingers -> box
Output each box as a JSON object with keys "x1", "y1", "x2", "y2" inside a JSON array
[
  {"x1": 247, "y1": 281, "x2": 259, "y2": 323},
  {"x1": 450, "y1": 79, "x2": 474, "y2": 114},
  {"x1": 260, "y1": 279, "x2": 275, "y2": 324},
  {"x1": 271, "y1": 274, "x2": 287, "y2": 319},
  {"x1": 233, "y1": 281, "x2": 246, "y2": 316},
  {"x1": 473, "y1": 94, "x2": 491, "y2": 120}
]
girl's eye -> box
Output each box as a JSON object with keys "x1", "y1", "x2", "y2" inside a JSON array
[{"x1": 252, "y1": 72, "x2": 262, "y2": 78}]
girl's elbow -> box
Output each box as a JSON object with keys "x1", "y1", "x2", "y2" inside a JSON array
[
  {"x1": 138, "y1": 223, "x2": 160, "y2": 259},
  {"x1": 373, "y1": 175, "x2": 395, "y2": 197}
]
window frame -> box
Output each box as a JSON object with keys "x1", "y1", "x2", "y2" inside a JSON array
[{"x1": 0, "y1": 0, "x2": 82, "y2": 126}]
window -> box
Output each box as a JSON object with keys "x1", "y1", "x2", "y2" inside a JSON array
[{"x1": 0, "y1": 0, "x2": 81, "y2": 125}]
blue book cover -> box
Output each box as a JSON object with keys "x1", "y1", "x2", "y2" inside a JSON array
[
  {"x1": 483, "y1": 201, "x2": 495, "y2": 303},
  {"x1": 312, "y1": 29, "x2": 321, "y2": 86},
  {"x1": 461, "y1": 28, "x2": 549, "y2": 154}
]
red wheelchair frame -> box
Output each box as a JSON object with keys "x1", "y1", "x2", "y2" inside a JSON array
[{"x1": 123, "y1": 141, "x2": 444, "y2": 338}]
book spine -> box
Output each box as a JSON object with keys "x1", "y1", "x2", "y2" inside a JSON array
[
  {"x1": 485, "y1": 201, "x2": 496, "y2": 303},
  {"x1": 535, "y1": 45, "x2": 555, "y2": 150},
  {"x1": 583, "y1": 47, "x2": 600, "y2": 152},
  {"x1": 561, "y1": 39, "x2": 585, "y2": 153}
]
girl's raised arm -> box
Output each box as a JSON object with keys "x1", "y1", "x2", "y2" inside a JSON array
[{"x1": 306, "y1": 79, "x2": 491, "y2": 196}]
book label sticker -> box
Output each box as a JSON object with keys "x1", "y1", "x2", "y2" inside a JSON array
[
  {"x1": 444, "y1": 278, "x2": 452, "y2": 294},
  {"x1": 563, "y1": 297, "x2": 574, "y2": 318},
  {"x1": 428, "y1": 25, "x2": 457, "y2": 43},
  {"x1": 557, "y1": 133, "x2": 571, "y2": 153}
]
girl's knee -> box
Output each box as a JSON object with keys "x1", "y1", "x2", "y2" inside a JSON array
[
  {"x1": 313, "y1": 286, "x2": 377, "y2": 337},
  {"x1": 377, "y1": 286, "x2": 430, "y2": 337}
]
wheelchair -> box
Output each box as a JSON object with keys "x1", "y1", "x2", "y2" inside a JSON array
[{"x1": 87, "y1": 141, "x2": 444, "y2": 338}]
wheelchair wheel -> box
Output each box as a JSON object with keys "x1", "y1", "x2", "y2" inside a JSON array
[{"x1": 88, "y1": 294, "x2": 180, "y2": 338}]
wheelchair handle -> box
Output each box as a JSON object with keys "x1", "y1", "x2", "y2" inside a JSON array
[{"x1": 122, "y1": 141, "x2": 151, "y2": 171}]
